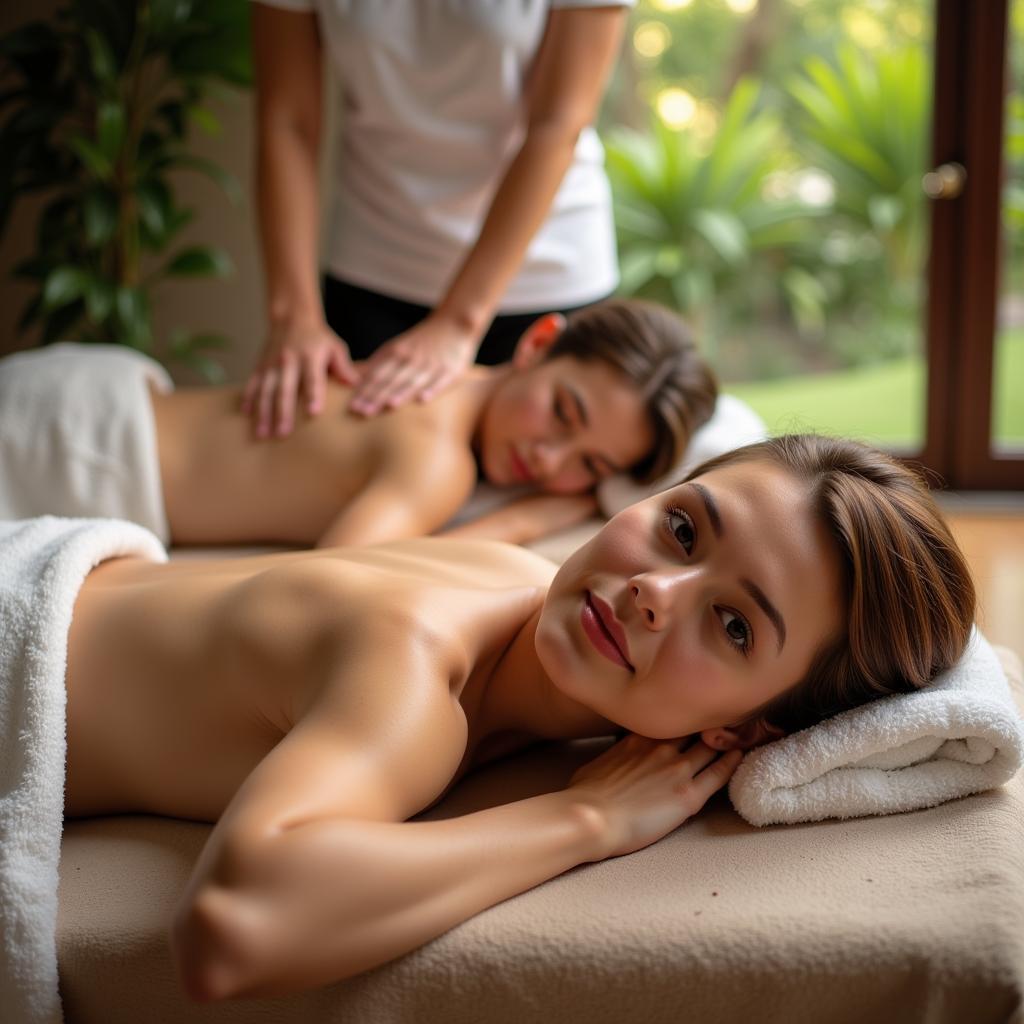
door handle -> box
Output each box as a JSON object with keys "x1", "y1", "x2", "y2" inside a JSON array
[{"x1": 922, "y1": 161, "x2": 967, "y2": 199}]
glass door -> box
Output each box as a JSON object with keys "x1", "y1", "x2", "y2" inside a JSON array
[{"x1": 606, "y1": 0, "x2": 935, "y2": 452}]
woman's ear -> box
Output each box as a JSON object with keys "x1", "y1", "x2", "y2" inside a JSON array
[
  {"x1": 511, "y1": 313, "x2": 567, "y2": 370},
  {"x1": 701, "y1": 717, "x2": 785, "y2": 752}
]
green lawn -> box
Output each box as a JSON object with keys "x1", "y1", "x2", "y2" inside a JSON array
[{"x1": 727, "y1": 329, "x2": 1024, "y2": 447}]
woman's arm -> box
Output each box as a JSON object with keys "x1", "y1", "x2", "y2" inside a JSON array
[
  {"x1": 172, "y1": 661, "x2": 740, "y2": 1001},
  {"x1": 245, "y1": 5, "x2": 357, "y2": 438},
  {"x1": 439, "y1": 493, "x2": 599, "y2": 546},
  {"x1": 349, "y1": 6, "x2": 628, "y2": 416}
]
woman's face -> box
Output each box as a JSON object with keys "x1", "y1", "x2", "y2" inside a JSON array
[
  {"x1": 534, "y1": 459, "x2": 845, "y2": 741},
  {"x1": 476, "y1": 353, "x2": 655, "y2": 495}
]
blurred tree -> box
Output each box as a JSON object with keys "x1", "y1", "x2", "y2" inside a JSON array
[{"x1": 0, "y1": 0, "x2": 251, "y2": 379}]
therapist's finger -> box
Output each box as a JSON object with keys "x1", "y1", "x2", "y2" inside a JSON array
[
  {"x1": 350, "y1": 358, "x2": 411, "y2": 415},
  {"x1": 241, "y1": 372, "x2": 260, "y2": 415},
  {"x1": 302, "y1": 351, "x2": 328, "y2": 416},
  {"x1": 417, "y1": 363, "x2": 462, "y2": 402},
  {"x1": 383, "y1": 367, "x2": 436, "y2": 409},
  {"x1": 274, "y1": 353, "x2": 301, "y2": 436},
  {"x1": 327, "y1": 344, "x2": 359, "y2": 387},
  {"x1": 255, "y1": 369, "x2": 278, "y2": 439}
]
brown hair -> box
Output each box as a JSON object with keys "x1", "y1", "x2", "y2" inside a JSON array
[
  {"x1": 546, "y1": 299, "x2": 718, "y2": 483},
  {"x1": 686, "y1": 435, "x2": 976, "y2": 734}
]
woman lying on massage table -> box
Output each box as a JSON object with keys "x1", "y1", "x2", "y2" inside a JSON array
[
  {"x1": 62, "y1": 435, "x2": 974, "y2": 1001},
  {"x1": 0, "y1": 300, "x2": 716, "y2": 548}
]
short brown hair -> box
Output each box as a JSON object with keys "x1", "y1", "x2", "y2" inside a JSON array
[
  {"x1": 546, "y1": 299, "x2": 718, "y2": 483},
  {"x1": 686, "y1": 435, "x2": 976, "y2": 734}
]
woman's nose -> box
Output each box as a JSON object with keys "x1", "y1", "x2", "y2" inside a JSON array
[
  {"x1": 532, "y1": 440, "x2": 570, "y2": 481},
  {"x1": 630, "y1": 568, "x2": 696, "y2": 630}
]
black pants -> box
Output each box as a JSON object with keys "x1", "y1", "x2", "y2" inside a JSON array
[{"x1": 323, "y1": 276, "x2": 607, "y2": 366}]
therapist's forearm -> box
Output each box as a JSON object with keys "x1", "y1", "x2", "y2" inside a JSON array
[
  {"x1": 432, "y1": 122, "x2": 582, "y2": 336},
  {"x1": 256, "y1": 118, "x2": 324, "y2": 329}
]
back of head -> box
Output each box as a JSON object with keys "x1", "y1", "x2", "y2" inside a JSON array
[
  {"x1": 688, "y1": 434, "x2": 976, "y2": 734},
  {"x1": 547, "y1": 299, "x2": 718, "y2": 483}
]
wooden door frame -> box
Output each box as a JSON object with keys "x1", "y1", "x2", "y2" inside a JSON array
[{"x1": 921, "y1": 0, "x2": 1022, "y2": 489}]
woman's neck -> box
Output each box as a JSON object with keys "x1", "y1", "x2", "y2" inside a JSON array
[{"x1": 474, "y1": 607, "x2": 616, "y2": 742}]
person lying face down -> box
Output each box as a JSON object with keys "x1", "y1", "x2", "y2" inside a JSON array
[
  {"x1": 157, "y1": 298, "x2": 718, "y2": 547},
  {"x1": 59, "y1": 434, "x2": 974, "y2": 1000}
]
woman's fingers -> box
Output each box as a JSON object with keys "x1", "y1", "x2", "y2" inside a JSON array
[
  {"x1": 350, "y1": 357, "x2": 412, "y2": 415},
  {"x1": 241, "y1": 373, "x2": 260, "y2": 415},
  {"x1": 254, "y1": 368, "x2": 279, "y2": 439},
  {"x1": 274, "y1": 353, "x2": 301, "y2": 436},
  {"x1": 327, "y1": 344, "x2": 359, "y2": 387}
]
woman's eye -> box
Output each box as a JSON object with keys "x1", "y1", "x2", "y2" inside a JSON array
[
  {"x1": 717, "y1": 608, "x2": 753, "y2": 655},
  {"x1": 554, "y1": 395, "x2": 570, "y2": 425},
  {"x1": 664, "y1": 507, "x2": 695, "y2": 554}
]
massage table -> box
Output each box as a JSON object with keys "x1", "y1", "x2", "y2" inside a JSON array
[{"x1": 56, "y1": 525, "x2": 1024, "y2": 1023}]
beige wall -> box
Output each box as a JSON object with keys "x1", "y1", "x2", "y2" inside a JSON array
[{"x1": 0, "y1": 2, "x2": 268, "y2": 385}]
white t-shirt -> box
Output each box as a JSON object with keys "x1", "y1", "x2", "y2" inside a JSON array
[{"x1": 255, "y1": 0, "x2": 631, "y2": 312}]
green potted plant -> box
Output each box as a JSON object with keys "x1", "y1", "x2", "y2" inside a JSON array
[{"x1": 0, "y1": 0, "x2": 251, "y2": 379}]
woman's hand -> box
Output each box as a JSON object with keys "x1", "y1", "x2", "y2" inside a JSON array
[
  {"x1": 568, "y1": 735, "x2": 743, "y2": 861},
  {"x1": 348, "y1": 314, "x2": 479, "y2": 417},
  {"x1": 243, "y1": 319, "x2": 359, "y2": 438}
]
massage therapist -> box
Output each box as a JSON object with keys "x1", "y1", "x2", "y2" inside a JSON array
[{"x1": 245, "y1": 0, "x2": 631, "y2": 436}]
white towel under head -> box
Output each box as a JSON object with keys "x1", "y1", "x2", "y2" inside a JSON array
[{"x1": 729, "y1": 629, "x2": 1024, "y2": 826}]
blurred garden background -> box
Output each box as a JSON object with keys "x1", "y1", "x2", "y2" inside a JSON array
[
  {"x1": 602, "y1": 0, "x2": 1023, "y2": 450},
  {"x1": 1, "y1": 0, "x2": 1020, "y2": 451}
]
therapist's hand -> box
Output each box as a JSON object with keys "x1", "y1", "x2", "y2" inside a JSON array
[
  {"x1": 243, "y1": 318, "x2": 359, "y2": 438},
  {"x1": 348, "y1": 315, "x2": 479, "y2": 417}
]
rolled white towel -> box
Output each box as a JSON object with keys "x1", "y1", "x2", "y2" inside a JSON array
[{"x1": 729, "y1": 629, "x2": 1024, "y2": 826}]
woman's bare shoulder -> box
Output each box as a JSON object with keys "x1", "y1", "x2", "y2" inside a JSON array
[{"x1": 375, "y1": 536, "x2": 559, "y2": 586}]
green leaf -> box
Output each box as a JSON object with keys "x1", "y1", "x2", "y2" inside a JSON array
[
  {"x1": 164, "y1": 152, "x2": 241, "y2": 203},
  {"x1": 114, "y1": 286, "x2": 151, "y2": 349},
  {"x1": 691, "y1": 209, "x2": 748, "y2": 266},
  {"x1": 188, "y1": 105, "x2": 220, "y2": 135},
  {"x1": 137, "y1": 179, "x2": 172, "y2": 243},
  {"x1": 164, "y1": 245, "x2": 233, "y2": 277},
  {"x1": 68, "y1": 134, "x2": 112, "y2": 179},
  {"x1": 96, "y1": 100, "x2": 125, "y2": 160},
  {"x1": 84, "y1": 275, "x2": 115, "y2": 322},
  {"x1": 42, "y1": 266, "x2": 89, "y2": 309},
  {"x1": 617, "y1": 247, "x2": 660, "y2": 296},
  {"x1": 83, "y1": 187, "x2": 118, "y2": 245},
  {"x1": 84, "y1": 27, "x2": 118, "y2": 86}
]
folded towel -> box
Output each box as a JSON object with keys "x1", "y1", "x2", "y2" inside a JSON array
[
  {"x1": 0, "y1": 516, "x2": 166, "y2": 1024},
  {"x1": 729, "y1": 629, "x2": 1024, "y2": 826},
  {"x1": 597, "y1": 394, "x2": 766, "y2": 517},
  {"x1": 0, "y1": 343, "x2": 174, "y2": 542}
]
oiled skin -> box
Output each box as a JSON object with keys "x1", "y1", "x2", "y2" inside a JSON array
[
  {"x1": 64, "y1": 538, "x2": 565, "y2": 822},
  {"x1": 151, "y1": 374, "x2": 487, "y2": 546}
]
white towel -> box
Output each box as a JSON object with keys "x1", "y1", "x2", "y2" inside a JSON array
[
  {"x1": 729, "y1": 629, "x2": 1024, "y2": 826},
  {"x1": 0, "y1": 343, "x2": 174, "y2": 543},
  {"x1": 0, "y1": 516, "x2": 166, "y2": 1024}
]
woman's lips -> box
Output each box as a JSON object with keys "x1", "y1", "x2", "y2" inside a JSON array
[
  {"x1": 508, "y1": 446, "x2": 533, "y2": 484},
  {"x1": 581, "y1": 591, "x2": 633, "y2": 670}
]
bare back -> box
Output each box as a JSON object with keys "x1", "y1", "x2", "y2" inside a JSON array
[
  {"x1": 64, "y1": 539, "x2": 556, "y2": 822},
  {"x1": 151, "y1": 373, "x2": 494, "y2": 545}
]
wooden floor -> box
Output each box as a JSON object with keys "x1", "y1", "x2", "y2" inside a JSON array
[{"x1": 945, "y1": 510, "x2": 1024, "y2": 656}]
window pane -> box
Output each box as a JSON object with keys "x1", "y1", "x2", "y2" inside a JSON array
[
  {"x1": 606, "y1": 0, "x2": 933, "y2": 449},
  {"x1": 994, "y1": 0, "x2": 1024, "y2": 454}
]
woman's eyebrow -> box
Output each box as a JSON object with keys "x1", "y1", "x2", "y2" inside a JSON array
[
  {"x1": 687, "y1": 482, "x2": 786, "y2": 653},
  {"x1": 690, "y1": 482, "x2": 722, "y2": 536}
]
